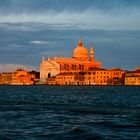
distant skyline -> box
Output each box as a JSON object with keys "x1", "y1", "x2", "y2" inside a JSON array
[{"x1": 0, "y1": 0, "x2": 140, "y2": 72}]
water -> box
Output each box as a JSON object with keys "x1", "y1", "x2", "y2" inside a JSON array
[{"x1": 0, "y1": 86, "x2": 139, "y2": 140}]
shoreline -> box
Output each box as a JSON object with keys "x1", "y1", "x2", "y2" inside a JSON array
[{"x1": 0, "y1": 84, "x2": 140, "y2": 87}]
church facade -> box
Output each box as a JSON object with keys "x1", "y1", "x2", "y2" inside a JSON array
[{"x1": 40, "y1": 39, "x2": 101, "y2": 83}]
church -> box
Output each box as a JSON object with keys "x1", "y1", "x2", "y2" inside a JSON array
[{"x1": 40, "y1": 38, "x2": 101, "y2": 83}]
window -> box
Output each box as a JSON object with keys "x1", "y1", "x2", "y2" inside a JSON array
[
  {"x1": 82, "y1": 65, "x2": 84, "y2": 70},
  {"x1": 66, "y1": 64, "x2": 69, "y2": 70},
  {"x1": 72, "y1": 64, "x2": 75, "y2": 70}
]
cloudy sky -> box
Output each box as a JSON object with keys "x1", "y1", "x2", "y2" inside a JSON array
[{"x1": 0, "y1": 0, "x2": 140, "y2": 72}]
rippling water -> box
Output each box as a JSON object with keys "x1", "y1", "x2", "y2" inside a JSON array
[{"x1": 0, "y1": 86, "x2": 139, "y2": 140}]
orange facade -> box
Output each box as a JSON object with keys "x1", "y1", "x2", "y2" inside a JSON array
[
  {"x1": 0, "y1": 73, "x2": 12, "y2": 85},
  {"x1": 0, "y1": 69, "x2": 38, "y2": 85},
  {"x1": 11, "y1": 69, "x2": 34, "y2": 85},
  {"x1": 45, "y1": 68, "x2": 125, "y2": 85},
  {"x1": 125, "y1": 76, "x2": 140, "y2": 85},
  {"x1": 125, "y1": 68, "x2": 140, "y2": 85}
]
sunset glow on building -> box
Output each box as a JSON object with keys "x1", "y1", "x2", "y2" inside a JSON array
[
  {"x1": 39, "y1": 38, "x2": 139, "y2": 85},
  {"x1": 40, "y1": 38, "x2": 101, "y2": 83}
]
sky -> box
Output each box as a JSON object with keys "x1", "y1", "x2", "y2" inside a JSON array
[{"x1": 0, "y1": 0, "x2": 140, "y2": 72}]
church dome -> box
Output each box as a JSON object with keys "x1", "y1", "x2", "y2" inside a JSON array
[{"x1": 72, "y1": 39, "x2": 88, "y2": 61}]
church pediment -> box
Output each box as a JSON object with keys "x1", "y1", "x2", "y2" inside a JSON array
[{"x1": 41, "y1": 59, "x2": 60, "y2": 69}]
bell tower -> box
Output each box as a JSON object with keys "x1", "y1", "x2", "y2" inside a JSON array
[{"x1": 89, "y1": 44, "x2": 94, "y2": 62}]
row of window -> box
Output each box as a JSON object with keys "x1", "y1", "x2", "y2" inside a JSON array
[
  {"x1": 113, "y1": 72, "x2": 122, "y2": 75},
  {"x1": 57, "y1": 77, "x2": 74, "y2": 79},
  {"x1": 60, "y1": 64, "x2": 84, "y2": 70},
  {"x1": 85, "y1": 76, "x2": 110, "y2": 79},
  {"x1": 126, "y1": 78, "x2": 140, "y2": 80},
  {"x1": 94, "y1": 72, "x2": 110, "y2": 74},
  {"x1": 57, "y1": 76, "x2": 112, "y2": 80},
  {"x1": 57, "y1": 81, "x2": 107, "y2": 85}
]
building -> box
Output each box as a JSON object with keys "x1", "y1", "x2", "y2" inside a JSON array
[
  {"x1": 11, "y1": 69, "x2": 34, "y2": 85},
  {"x1": 84, "y1": 68, "x2": 111, "y2": 85},
  {"x1": 41, "y1": 66, "x2": 125, "y2": 86},
  {"x1": 125, "y1": 67, "x2": 140, "y2": 85},
  {"x1": 108, "y1": 68, "x2": 125, "y2": 85},
  {"x1": 125, "y1": 76, "x2": 140, "y2": 85},
  {"x1": 0, "y1": 73, "x2": 12, "y2": 85},
  {"x1": 40, "y1": 38, "x2": 101, "y2": 83},
  {"x1": 56, "y1": 73, "x2": 75, "y2": 85},
  {"x1": 40, "y1": 38, "x2": 140, "y2": 86},
  {"x1": 0, "y1": 69, "x2": 38, "y2": 85}
]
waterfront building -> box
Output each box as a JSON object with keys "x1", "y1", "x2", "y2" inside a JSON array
[
  {"x1": 125, "y1": 68, "x2": 140, "y2": 85},
  {"x1": 56, "y1": 73, "x2": 75, "y2": 85},
  {"x1": 40, "y1": 38, "x2": 129, "y2": 85},
  {"x1": 125, "y1": 76, "x2": 140, "y2": 85},
  {"x1": 40, "y1": 39, "x2": 101, "y2": 83},
  {"x1": 44, "y1": 67, "x2": 125, "y2": 86},
  {"x1": 84, "y1": 68, "x2": 111, "y2": 85},
  {"x1": 108, "y1": 68, "x2": 125, "y2": 85},
  {"x1": 0, "y1": 69, "x2": 38, "y2": 85},
  {"x1": 11, "y1": 69, "x2": 34, "y2": 85},
  {"x1": 0, "y1": 73, "x2": 12, "y2": 85}
]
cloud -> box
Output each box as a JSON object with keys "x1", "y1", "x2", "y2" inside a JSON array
[
  {"x1": 0, "y1": 0, "x2": 140, "y2": 31},
  {"x1": 0, "y1": 64, "x2": 37, "y2": 73},
  {"x1": 1, "y1": 0, "x2": 140, "y2": 14},
  {"x1": 30, "y1": 40, "x2": 49, "y2": 45},
  {"x1": 0, "y1": 15, "x2": 140, "y2": 70},
  {"x1": 0, "y1": 9, "x2": 140, "y2": 30}
]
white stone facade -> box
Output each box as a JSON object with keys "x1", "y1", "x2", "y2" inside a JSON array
[{"x1": 40, "y1": 57, "x2": 60, "y2": 83}]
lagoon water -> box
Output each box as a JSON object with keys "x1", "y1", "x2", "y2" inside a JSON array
[{"x1": 0, "y1": 86, "x2": 139, "y2": 140}]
